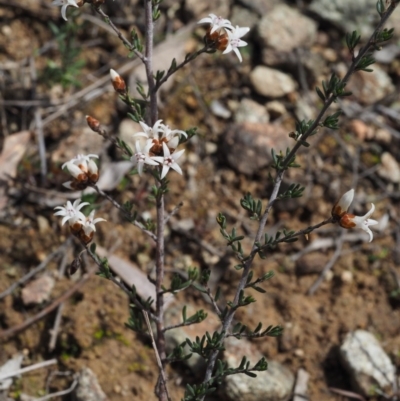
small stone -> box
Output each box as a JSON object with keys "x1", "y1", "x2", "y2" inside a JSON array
[
  {"x1": 204, "y1": 141, "x2": 217, "y2": 154},
  {"x1": 378, "y1": 152, "x2": 400, "y2": 183},
  {"x1": 223, "y1": 337, "x2": 294, "y2": 401},
  {"x1": 250, "y1": 66, "x2": 297, "y2": 98},
  {"x1": 36, "y1": 216, "x2": 50, "y2": 233},
  {"x1": 21, "y1": 276, "x2": 55, "y2": 306},
  {"x1": 74, "y1": 368, "x2": 107, "y2": 401},
  {"x1": 210, "y1": 100, "x2": 231, "y2": 119},
  {"x1": 374, "y1": 128, "x2": 391, "y2": 144},
  {"x1": 257, "y1": 5, "x2": 317, "y2": 52},
  {"x1": 341, "y1": 270, "x2": 353, "y2": 284},
  {"x1": 222, "y1": 122, "x2": 291, "y2": 176},
  {"x1": 295, "y1": 253, "x2": 328, "y2": 275},
  {"x1": 265, "y1": 101, "x2": 287, "y2": 118},
  {"x1": 340, "y1": 330, "x2": 396, "y2": 395},
  {"x1": 294, "y1": 348, "x2": 305, "y2": 358},
  {"x1": 234, "y1": 98, "x2": 269, "y2": 124},
  {"x1": 349, "y1": 119, "x2": 370, "y2": 141}
]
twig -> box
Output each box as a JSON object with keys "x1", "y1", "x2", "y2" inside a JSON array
[
  {"x1": 0, "y1": 359, "x2": 57, "y2": 382},
  {"x1": 95, "y1": 7, "x2": 146, "y2": 63},
  {"x1": 143, "y1": 311, "x2": 171, "y2": 401},
  {"x1": 48, "y1": 303, "x2": 65, "y2": 352},
  {"x1": 92, "y1": 184, "x2": 157, "y2": 242},
  {"x1": 0, "y1": 241, "x2": 68, "y2": 300},
  {"x1": 164, "y1": 201, "x2": 183, "y2": 224},
  {"x1": 29, "y1": 376, "x2": 78, "y2": 401},
  {"x1": 307, "y1": 233, "x2": 345, "y2": 295}
]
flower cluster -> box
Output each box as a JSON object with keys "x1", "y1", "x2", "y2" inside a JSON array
[
  {"x1": 332, "y1": 189, "x2": 378, "y2": 242},
  {"x1": 62, "y1": 154, "x2": 99, "y2": 190},
  {"x1": 54, "y1": 199, "x2": 106, "y2": 244},
  {"x1": 198, "y1": 14, "x2": 250, "y2": 62},
  {"x1": 131, "y1": 120, "x2": 186, "y2": 179}
]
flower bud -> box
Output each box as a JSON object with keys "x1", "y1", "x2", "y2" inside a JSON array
[
  {"x1": 110, "y1": 69, "x2": 126, "y2": 94},
  {"x1": 86, "y1": 115, "x2": 100, "y2": 132},
  {"x1": 331, "y1": 189, "x2": 354, "y2": 220}
]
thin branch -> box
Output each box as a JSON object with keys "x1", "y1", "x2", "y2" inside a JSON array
[
  {"x1": 92, "y1": 184, "x2": 157, "y2": 242},
  {"x1": 164, "y1": 201, "x2": 183, "y2": 224},
  {"x1": 0, "y1": 359, "x2": 57, "y2": 382},
  {"x1": 95, "y1": 7, "x2": 145, "y2": 63},
  {"x1": 143, "y1": 311, "x2": 171, "y2": 401},
  {"x1": 307, "y1": 233, "x2": 345, "y2": 295},
  {"x1": 33, "y1": 377, "x2": 78, "y2": 401}
]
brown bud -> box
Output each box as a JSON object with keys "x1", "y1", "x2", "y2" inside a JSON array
[
  {"x1": 86, "y1": 115, "x2": 101, "y2": 132},
  {"x1": 110, "y1": 69, "x2": 126, "y2": 94}
]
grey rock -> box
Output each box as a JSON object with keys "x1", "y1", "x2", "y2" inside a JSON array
[
  {"x1": 339, "y1": 330, "x2": 396, "y2": 395},
  {"x1": 250, "y1": 66, "x2": 297, "y2": 98},
  {"x1": 184, "y1": 0, "x2": 229, "y2": 20},
  {"x1": 257, "y1": 5, "x2": 317, "y2": 52},
  {"x1": 223, "y1": 337, "x2": 294, "y2": 401},
  {"x1": 74, "y1": 368, "x2": 107, "y2": 401},
  {"x1": 210, "y1": 100, "x2": 231, "y2": 119},
  {"x1": 21, "y1": 275, "x2": 55, "y2": 306},
  {"x1": 309, "y1": 0, "x2": 378, "y2": 37},
  {"x1": 222, "y1": 122, "x2": 291, "y2": 176},
  {"x1": 342, "y1": 63, "x2": 394, "y2": 104},
  {"x1": 234, "y1": 99, "x2": 269, "y2": 124},
  {"x1": 231, "y1": 6, "x2": 259, "y2": 30},
  {"x1": 378, "y1": 152, "x2": 400, "y2": 183},
  {"x1": 237, "y1": 0, "x2": 279, "y2": 15}
]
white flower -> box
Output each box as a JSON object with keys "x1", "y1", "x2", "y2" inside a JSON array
[
  {"x1": 222, "y1": 26, "x2": 250, "y2": 62},
  {"x1": 133, "y1": 120, "x2": 164, "y2": 140},
  {"x1": 197, "y1": 14, "x2": 234, "y2": 34},
  {"x1": 81, "y1": 210, "x2": 106, "y2": 237},
  {"x1": 332, "y1": 188, "x2": 354, "y2": 218},
  {"x1": 62, "y1": 154, "x2": 99, "y2": 187},
  {"x1": 152, "y1": 142, "x2": 185, "y2": 179},
  {"x1": 340, "y1": 204, "x2": 378, "y2": 243},
  {"x1": 130, "y1": 139, "x2": 159, "y2": 175},
  {"x1": 52, "y1": 0, "x2": 79, "y2": 21},
  {"x1": 54, "y1": 199, "x2": 88, "y2": 227}
]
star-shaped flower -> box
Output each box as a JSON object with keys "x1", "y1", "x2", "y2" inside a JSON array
[
  {"x1": 52, "y1": 0, "x2": 79, "y2": 21},
  {"x1": 54, "y1": 199, "x2": 88, "y2": 228},
  {"x1": 152, "y1": 142, "x2": 185, "y2": 179},
  {"x1": 197, "y1": 14, "x2": 234, "y2": 34},
  {"x1": 339, "y1": 204, "x2": 378, "y2": 243},
  {"x1": 222, "y1": 26, "x2": 250, "y2": 62},
  {"x1": 81, "y1": 210, "x2": 107, "y2": 237},
  {"x1": 130, "y1": 139, "x2": 159, "y2": 175},
  {"x1": 333, "y1": 189, "x2": 378, "y2": 242}
]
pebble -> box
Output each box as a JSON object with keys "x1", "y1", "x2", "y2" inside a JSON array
[
  {"x1": 21, "y1": 275, "x2": 55, "y2": 306},
  {"x1": 222, "y1": 122, "x2": 291, "y2": 175},
  {"x1": 250, "y1": 66, "x2": 297, "y2": 98},
  {"x1": 378, "y1": 152, "x2": 400, "y2": 183},
  {"x1": 340, "y1": 330, "x2": 396, "y2": 395},
  {"x1": 257, "y1": 4, "x2": 317, "y2": 52},
  {"x1": 223, "y1": 337, "x2": 294, "y2": 401},
  {"x1": 74, "y1": 368, "x2": 107, "y2": 401},
  {"x1": 234, "y1": 98, "x2": 269, "y2": 124}
]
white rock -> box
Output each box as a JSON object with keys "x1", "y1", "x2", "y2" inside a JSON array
[
  {"x1": 250, "y1": 66, "x2": 297, "y2": 98},
  {"x1": 378, "y1": 152, "x2": 400, "y2": 183},
  {"x1": 235, "y1": 98, "x2": 269, "y2": 124},
  {"x1": 223, "y1": 337, "x2": 294, "y2": 401},
  {"x1": 257, "y1": 5, "x2": 317, "y2": 52},
  {"x1": 340, "y1": 330, "x2": 396, "y2": 395}
]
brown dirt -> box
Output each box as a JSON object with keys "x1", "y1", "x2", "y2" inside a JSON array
[{"x1": 1, "y1": 1, "x2": 400, "y2": 401}]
